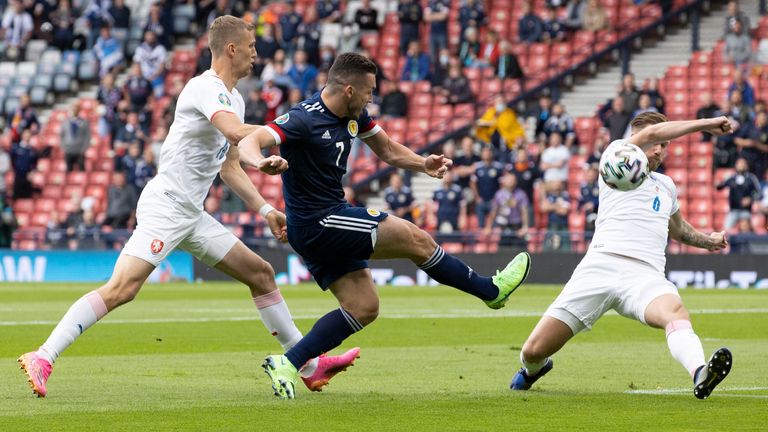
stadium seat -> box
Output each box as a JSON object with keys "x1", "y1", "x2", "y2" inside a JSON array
[
  {"x1": 29, "y1": 86, "x2": 50, "y2": 106},
  {"x1": 53, "y1": 73, "x2": 73, "y2": 93}
]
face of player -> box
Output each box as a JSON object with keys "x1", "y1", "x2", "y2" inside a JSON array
[
  {"x1": 348, "y1": 73, "x2": 375, "y2": 118},
  {"x1": 644, "y1": 141, "x2": 668, "y2": 172},
  {"x1": 233, "y1": 29, "x2": 257, "y2": 79}
]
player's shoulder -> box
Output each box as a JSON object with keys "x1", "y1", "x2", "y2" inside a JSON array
[{"x1": 650, "y1": 171, "x2": 677, "y2": 193}]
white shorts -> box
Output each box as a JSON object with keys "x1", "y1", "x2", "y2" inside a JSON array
[
  {"x1": 544, "y1": 252, "x2": 679, "y2": 334},
  {"x1": 121, "y1": 190, "x2": 238, "y2": 267}
]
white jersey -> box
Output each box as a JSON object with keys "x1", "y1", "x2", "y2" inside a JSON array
[
  {"x1": 144, "y1": 70, "x2": 245, "y2": 215},
  {"x1": 588, "y1": 139, "x2": 680, "y2": 273}
]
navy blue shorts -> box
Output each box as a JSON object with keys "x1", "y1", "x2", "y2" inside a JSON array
[{"x1": 287, "y1": 205, "x2": 389, "y2": 289}]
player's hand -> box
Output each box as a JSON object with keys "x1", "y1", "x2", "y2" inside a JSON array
[
  {"x1": 257, "y1": 155, "x2": 288, "y2": 175},
  {"x1": 707, "y1": 230, "x2": 728, "y2": 252},
  {"x1": 265, "y1": 210, "x2": 288, "y2": 243},
  {"x1": 704, "y1": 116, "x2": 735, "y2": 136},
  {"x1": 425, "y1": 154, "x2": 453, "y2": 179}
]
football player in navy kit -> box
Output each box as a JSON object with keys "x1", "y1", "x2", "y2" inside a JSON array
[{"x1": 240, "y1": 53, "x2": 531, "y2": 398}]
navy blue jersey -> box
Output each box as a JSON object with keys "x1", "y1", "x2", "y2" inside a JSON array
[
  {"x1": 472, "y1": 161, "x2": 505, "y2": 202},
  {"x1": 433, "y1": 184, "x2": 464, "y2": 223},
  {"x1": 266, "y1": 92, "x2": 381, "y2": 225}
]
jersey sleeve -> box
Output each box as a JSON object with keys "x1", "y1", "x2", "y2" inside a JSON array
[
  {"x1": 357, "y1": 108, "x2": 382, "y2": 139},
  {"x1": 190, "y1": 78, "x2": 240, "y2": 122},
  {"x1": 265, "y1": 108, "x2": 310, "y2": 146}
]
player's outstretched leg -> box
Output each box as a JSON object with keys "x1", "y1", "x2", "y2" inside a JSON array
[
  {"x1": 693, "y1": 347, "x2": 732, "y2": 400},
  {"x1": 373, "y1": 217, "x2": 531, "y2": 309},
  {"x1": 18, "y1": 352, "x2": 52, "y2": 398}
]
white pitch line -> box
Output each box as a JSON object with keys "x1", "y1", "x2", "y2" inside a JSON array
[
  {"x1": 625, "y1": 387, "x2": 768, "y2": 398},
  {"x1": 0, "y1": 307, "x2": 767, "y2": 326}
]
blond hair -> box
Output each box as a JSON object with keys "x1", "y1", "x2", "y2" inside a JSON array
[
  {"x1": 208, "y1": 15, "x2": 254, "y2": 57},
  {"x1": 631, "y1": 111, "x2": 668, "y2": 132}
]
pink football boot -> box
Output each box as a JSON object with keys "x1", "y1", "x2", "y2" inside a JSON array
[
  {"x1": 301, "y1": 347, "x2": 361, "y2": 392},
  {"x1": 19, "y1": 352, "x2": 52, "y2": 398}
]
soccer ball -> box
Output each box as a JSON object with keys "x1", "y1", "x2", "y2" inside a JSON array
[{"x1": 600, "y1": 142, "x2": 649, "y2": 191}]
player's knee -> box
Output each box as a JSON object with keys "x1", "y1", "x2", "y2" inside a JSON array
[
  {"x1": 100, "y1": 276, "x2": 142, "y2": 308},
  {"x1": 521, "y1": 339, "x2": 548, "y2": 364},
  {"x1": 410, "y1": 226, "x2": 437, "y2": 262},
  {"x1": 344, "y1": 298, "x2": 379, "y2": 326},
  {"x1": 246, "y1": 259, "x2": 276, "y2": 295}
]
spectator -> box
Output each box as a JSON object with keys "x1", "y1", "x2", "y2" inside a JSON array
[
  {"x1": 496, "y1": 40, "x2": 524, "y2": 81},
  {"x1": 431, "y1": 48, "x2": 452, "y2": 88},
  {"x1": 439, "y1": 63, "x2": 474, "y2": 105},
  {"x1": 716, "y1": 157, "x2": 762, "y2": 229},
  {"x1": 578, "y1": 165, "x2": 600, "y2": 236},
  {"x1": 84, "y1": 0, "x2": 112, "y2": 48},
  {"x1": 735, "y1": 111, "x2": 768, "y2": 178},
  {"x1": 724, "y1": 20, "x2": 752, "y2": 66},
  {"x1": 530, "y1": 95, "x2": 552, "y2": 136},
  {"x1": 696, "y1": 92, "x2": 722, "y2": 142},
  {"x1": 97, "y1": 73, "x2": 123, "y2": 137},
  {"x1": 518, "y1": 1, "x2": 543, "y2": 44},
  {"x1": 728, "y1": 69, "x2": 755, "y2": 108},
  {"x1": 288, "y1": 50, "x2": 319, "y2": 98},
  {"x1": 338, "y1": 22, "x2": 360, "y2": 54},
  {"x1": 540, "y1": 132, "x2": 571, "y2": 183},
  {"x1": 108, "y1": 0, "x2": 131, "y2": 31},
  {"x1": 630, "y1": 93, "x2": 659, "y2": 120},
  {"x1": 398, "y1": 0, "x2": 423, "y2": 55},
  {"x1": 278, "y1": 0, "x2": 302, "y2": 52},
  {"x1": 425, "y1": 0, "x2": 449, "y2": 60},
  {"x1": 123, "y1": 63, "x2": 153, "y2": 114},
  {"x1": 355, "y1": 0, "x2": 381, "y2": 33},
  {"x1": 727, "y1": 90, "x2": 755, "y2": 126},
  {"x1": 486, "y1": 174, "x2": 529, "y2": 248},
  {"x1": 541, "y1": 8, "x2": 565, "y2": 42},
  {"x1": 619, "y1": 73, "x2": 640, "y2": 114},
  {"x1": 145, "y1": 2, "x2": 171, "y2": 49},
  {"x1": 583, "y1": 0, "x2": 608, "y2": 32},
  {"x1": 642, "y1": 77, "x2": 666, "y2": 114},
  {"x1": 94, "y1": 25, "x2": 125, "y2": 78},
  {"x1": 433, "y1": 171, "x2": 464, "y2": 232},
  {"x1": 296, "y1": 7, "x2": 321, "y2": 64},
  {"x1": 260, "y1": 48, "x2": 292, "y2": 83},
  {"x1": 459, "y1": 26, "x2": 481, "y2": 67},
  {"x1": 563, "y1": 0, "x2": 587, "y2": 31},
  {"x1": 255, "y1": 23, "x2": 280, "y2": 75},
  {"x1": 602, "y1": 97, "x2": 631, "y2": 141},
  {"x1": 458, "y1": 0, "x2": 486, "y2": 41},
  {"x1": 380, "y1": 79, "x2": 408, "y2": 118},
  {"x1": 0, "y1": 144, "x2": 8, "y2": 204},
  {"x1": 244, "y1": 88, "x2": 268, "y2": 125},
  {"x1": 317, "y1": 0, "x2": 342, "y2": 23},
  {"x1": 760, "y1": 170, "x2": 768, "y2": 228},
  {"x1": 60, "y1": 102, "x2": 91, "y2": 172},
  {"x1": 344, "y1": 186, "x2": 366, "y2": 207},
  {"x1": 724, "y1": 0, "x2": 750, "y2": 36},
  {"x1": 133, "y1": 31, "x2": 167, "y2": 98},
  {"x1": 475, "y1": 94, "x2": 525, "y2": 151},
  {"x1": 10, "y1": 130, "x2": 40, "y2": 199},
  {"x1": 73, "y1": 208, "x2": 101, "y2": 250},
  {"x1": 542, "y1": 103, "x2": 576, "y2": 147},
  {"x1": 384, "y1": 172, "x2": 416, "y2": 222},
  {"x1": 454, "y1": 136, "x2": 481, "y2": 190},
  {"x1": 401, "y1": 40, "x2": 431, "y2": 82},
  {"x1": 119, "y1": 141, "x2": 142, "y2": 186},
  {"x1": 541, "y1": 180, "x2": 571, "y2": 251},
  {"x1": 114, "y1": 111, "x2": 148, "y2": 156},
  {"x1": 207, "y1": 0, "x2": 233, "y2": 30},
  {"x1": 472, "y1": 146, "x2": 505, "y2": 229},
  {"x1": 133, "y1": 148, "x2": 156, "y2": 192},
  {"x1": 0, "y1": 0, "x2": 33, "y2": 61},
  {"x1": 49, "y1": 0, "x2": 76, "y2": 51},
  {"x1": 0, "y1": 205, "x2": 18, "y2": 248},
  {"x1": 103, "y1": 172, "x2": 138, "y2": 229},
  {"x1": 220, "y1": 184, "x2": 246, "y2": 214},
  {"x1": 511, "y1": 149, "x2": 540, "y2": 227},
  {"x1": 586, "y1": 128, "x2": 610, "y2": 165},
  {"x1": 475, "y1": 29, "x2": 501, "y2": 68},
  {"x1": 7, "y1": 93, "x2": 39, "y2": 144}
]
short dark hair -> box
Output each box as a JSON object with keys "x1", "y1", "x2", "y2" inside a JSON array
[
  {"x1": 328, "y1": 52, "x2": 377, "y2": 87},
  {"x1": 631, "y1": 112, "x2": 668, "y2": 132}
]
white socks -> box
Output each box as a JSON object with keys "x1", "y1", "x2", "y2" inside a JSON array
[
  {"x1": 521, "y1": 351, "x2": 549, "y2": 375},
  {"x1": 252, "y1": 290, "x2": 318, "y2": 377},
  {"x1": 38, "y1": 291, "x2": 108, "y2": 364},
  {"x1": 665, "y1": 320, "x2": 706, "y2": 378}
]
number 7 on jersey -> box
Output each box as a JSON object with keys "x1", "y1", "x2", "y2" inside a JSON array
[{"x1": 335, "y1": 141, "x2": 344, "y2": 167}]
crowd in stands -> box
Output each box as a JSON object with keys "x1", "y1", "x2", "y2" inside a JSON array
[{"x1": 0, "y1": 0, "x2": 765, "y2": 254}]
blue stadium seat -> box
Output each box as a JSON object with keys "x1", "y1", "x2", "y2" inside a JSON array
[
  {"x1": 3, "y1": 97, "x2": 19, "y2": 116},
  {"x1": 57, "y1": 62, "x2": 77, "y2": 77},
  {"x1": 53, "y1": 73, "x2": 73, "y2": 93},
  {"x1": 173, "y1": 15, "x2": 191, "y2": 35},
  {"x1": 40, "y1": 49, "x2": 62, "y2": 66},
  {"x1": 33, "y1": 74, "x2": 53, "y2": 91},
  {"x1": 78, "y1": 61, "x2": 98, "y2": 82},
  {"x1": 29, "y1": 86, "x2": 49, "y2": 106},
  {"x1": 16, "y1": 62, "x2": 36, "y2": 78},
  {"x1": 24, "y1": 40, "x2": 48, "y2": 62}
]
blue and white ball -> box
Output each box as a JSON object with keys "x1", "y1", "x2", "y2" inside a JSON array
[{"x1": 600, "y1": 142, "x2": 649, "y2": 191}]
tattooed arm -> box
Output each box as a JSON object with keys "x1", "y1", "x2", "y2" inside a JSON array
[{"x1": 668, "y1": 211, "x2": 728, "y2": 251}]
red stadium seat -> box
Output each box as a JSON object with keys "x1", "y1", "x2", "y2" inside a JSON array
[{"x1": 14, "y1": 199, "x2": 34, "y2": 213}]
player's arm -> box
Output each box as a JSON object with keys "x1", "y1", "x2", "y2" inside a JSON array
[
  {"x1": 630, "y1": 116, "x2": 734, "y2": 150},
  {"x1": 236, "y1": 126, "x2": 287, "y2": 175},
  {"x1": 363, "y1": 129, "x2": 452, "y2": 179},
  {"x1": 210, "y1": 112, "x2": 263, "y2": 147},
  {"x1": 668, "y1": 211, "x2": 727, "y2": 252},
  {"x1": 219, "y1": 145, "x2": 287, "y2": 242}
]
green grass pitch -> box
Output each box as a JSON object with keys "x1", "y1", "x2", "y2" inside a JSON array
[{"x1": 1, "y1": 282, "x2": 766, "y2": 431}]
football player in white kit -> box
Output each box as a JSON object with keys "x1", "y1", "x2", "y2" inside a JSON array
[
  {"x1": 511, "y1": 113, "x2": 735, "y2": 399},
  {"x1": 18, "y1": 16, "x2": 359, "y2": 398}
]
